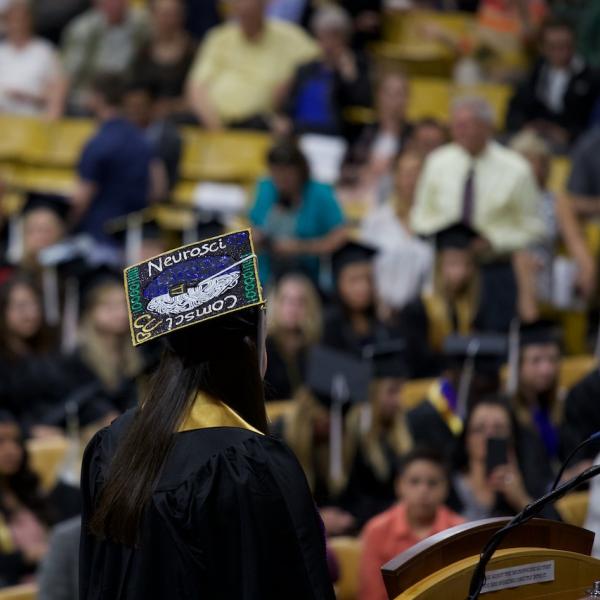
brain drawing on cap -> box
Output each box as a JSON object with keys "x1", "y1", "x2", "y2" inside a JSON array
[{"x1": 145, "y1": 256, "x2": 240, "y2": 316}]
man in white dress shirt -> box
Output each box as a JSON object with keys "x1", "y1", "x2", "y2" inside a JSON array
[{"x1": 411, "y1": 97, "x2": 544, "y2": 328}]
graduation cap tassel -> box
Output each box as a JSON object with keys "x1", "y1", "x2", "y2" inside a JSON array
[
  {"x1": 505, "y1": 318, "x2": 521, "y2": 396},
  {"x1": 6, "y1": 214, "x2": 22, "y2": 265},
  {"x1": 41, "y1": 266, "x2": 61, "y2": 327},
  {"x1": 61, "y1": 277, "x2": 80, "y2": 354},
  {"x1": 457, "y1": 338, "x2": 479, "y2": 419},
  {"x1": 125, "y1": 214, "x2": 144, "y2": 266},
  {"x1": 58, "y1": 400, "x2": 82, "y2": 487},
  {"x1": 329, "y1": 373, "x2": 349, "y2": 489}
]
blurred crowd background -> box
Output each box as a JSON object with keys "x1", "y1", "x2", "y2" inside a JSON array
[{"x1": 0, "y1": 0, "x2": 600, "y2": 598}]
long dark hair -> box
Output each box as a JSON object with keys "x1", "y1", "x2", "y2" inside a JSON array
[
  {"x1": 90, "y1": 307, "x2": 269, "y2": 546},
  {"x1": 0, "y1": 274, "x2": 54, "y2": 360},
  {"x1": 0, "y1": 411, "x2": 52, "y2": 525}
]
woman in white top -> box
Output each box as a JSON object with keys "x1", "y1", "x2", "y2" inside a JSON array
[
  {"x1": 361, "y1": 150, "x2": 433, "y2": 315},
  {"x1": 0, "y1": 0, "x2": 67, "y2": 119}
]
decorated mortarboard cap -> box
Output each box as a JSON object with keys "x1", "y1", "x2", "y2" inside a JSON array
[
  {"x1": 518, "y1": 319, "x2": 561, "y2": 348},
  {"x1": 331, "y1": 241, "x2": 377, "y2": 282},
  {"x1": 124, "y1": 229, "x2": 264, "y2": 346},
  {"x1": 364, "y1": 339, "x2": 409, "y2": 379},
  {"x1": 434, "y1": 223, "x2": 480, "y2": 251}
]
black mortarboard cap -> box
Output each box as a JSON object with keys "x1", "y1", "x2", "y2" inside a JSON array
[
  {"x1": 306, "y1": 345, "x2": 372, "y2": 406},
  {"x1": 331, "y1": 241, "x2": 377, "y2": 282},
  {"x1": 21, "y1": 192, "x2": 71, "y2": 223},
  {"x1": 364, "y1": 339, "x2": 409, "y2": 379},
  {"x1": 518, "y1": 319, "x2": 561, "y2": 348},
  {"x1": 434, "y1": 223, "x2": 480, "y2": 251}
]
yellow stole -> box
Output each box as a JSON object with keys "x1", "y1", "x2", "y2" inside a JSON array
[
  {"x1": 426, "y1": 380, "x2": 464, "y2": 436},
  {"x1": 179, "y1": 392, "x2": 263, "y2": 435},
  {"x1": 422, "y1": 292, "x2": 474, "y2": 353}
]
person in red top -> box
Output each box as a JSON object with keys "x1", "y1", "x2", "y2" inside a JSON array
[{"x1": 358, "y1": 448, "x2": 464, "y2": 600}]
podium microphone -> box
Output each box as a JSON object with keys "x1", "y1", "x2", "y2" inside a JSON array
[
  {"x1": 467, "y1": 463, "x2": 600, "y2": 600},
  {"x1": 552, "y1": 431, "x2": 600, "y2": 491}
]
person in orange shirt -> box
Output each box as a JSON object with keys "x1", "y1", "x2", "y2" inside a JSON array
[{"x1": 358, "y1": 448, "x2": 464, "y2": 600}]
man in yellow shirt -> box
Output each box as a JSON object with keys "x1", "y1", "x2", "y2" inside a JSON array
[{"x1": 186, "y1": 0, "x2": 319, "y2": 129}]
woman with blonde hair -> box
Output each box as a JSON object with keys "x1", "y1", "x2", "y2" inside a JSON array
[
  {"x1": 265, "y1": 273, "x2": 322, "y2": 400},
  {"x1": 341, "y1": 342, "x2": 414, "y2": 528}
]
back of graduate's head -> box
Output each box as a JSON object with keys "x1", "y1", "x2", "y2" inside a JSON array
[
  {"x1": 395, "y1": 448, "x2": 450, "y2": 521},
  {"x1": 91, "y1": 306, "x2": 269, "y2": 545}
]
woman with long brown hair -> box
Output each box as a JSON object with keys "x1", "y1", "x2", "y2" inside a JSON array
[{"x1": 79, "y1": 230, "x2": 335, "y2": 600}]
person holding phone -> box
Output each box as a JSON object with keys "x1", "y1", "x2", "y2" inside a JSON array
[{"x1": 450, "y1": 396, "x2": 557, "y2": 520}]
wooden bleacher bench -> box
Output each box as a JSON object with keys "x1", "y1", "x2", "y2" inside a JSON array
[
  {"x1": 0, "y1": 584, "x2": 37, "y2": 600},
  {"x1": 330, "y1": 536, "x2": 362, "y2": 600},
  {"x1": 26, "y1": 436, "x2": 70, "y2": 492}
]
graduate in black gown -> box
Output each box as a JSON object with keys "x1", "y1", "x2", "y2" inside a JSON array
[
  {"x1": 323, "y1": 241, "x2": 393, "y2": 358},
  {"x1": 79, "y1": 230, "x2": 335, "y2": 600}
]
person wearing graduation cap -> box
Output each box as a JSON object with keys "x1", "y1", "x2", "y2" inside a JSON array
[
  {"x1": 323, "y1": 240, "x2": 394, "y2": 358},
  {"x1": 79, "y1": 229, "x2": 335, "y2": 600},
  {"x1": 399, "y1": 222, "x2": 483, "y2": 378},
  {"x1": 510, "y1": 320, "x2": 563, "y2": 468},
  {"x1": 340, "y1": 340, "x2": 414, "y2": 528}
]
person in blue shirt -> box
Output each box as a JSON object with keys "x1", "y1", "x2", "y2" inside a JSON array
[
  {"x1": 249, "y1": 139, "x2": 347, "y2": 287},
  {"x1": 71, "y1": 73, "x2": 167, "y2": 245}
]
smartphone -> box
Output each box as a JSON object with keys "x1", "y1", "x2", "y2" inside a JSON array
[{"x1": 486, "y1": 437, "x2": 508, "y2": 476}]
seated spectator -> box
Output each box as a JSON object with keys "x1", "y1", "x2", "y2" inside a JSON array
[
  {"x1": 345, "y1": 72, "x2": 412, "y2": 189},
  {"x1": 278, "y1": 5, "x2": 372, "y2": 137},
  {"x1": 0, "y1": 276, "x2": 66, "y2": 433},
  {"x1": 361, "y1": 151, "x2": 433, "y2": 316},
  {"x1": 0, "y1": 411, "x2": 79, "y2": 588},
  {"x1": 265, "y1": 274, "x2": 322, "y2": 401},
  {"x1": 132, "y1": 0, "x2": 197, "y2": 119},
  {"x1": 19, "y1": 195, "x2": 70, "y2": 275},
  {"x1": 450, "y1": 396, "x2": 556, "y2": 520},
  {"x1": 510, "y1": 131, "x2": 596, "y2": 304},
  {"x1": 511, "y1": 321, "x2": 562, "y2": 467},
  {"x1": 186, "y1": 0, "x2": 318, "y2": 130},
  {"x1": 411, "y1": 96, "x2": 544, "y2": 328},
  {"x1": 560, "y1": 367, "x2": 600, "y2": 464},
  {"x1": 342, "y1": 342, "x2": 413, "y2": 528},
  {"x1": 0, "y1": 0, "x2": 66, "y2": 119},
  {"x1": 61, "y1": 0, "x2": 150, "y2": 114},
  {"x1": 250, "y1": 139, "x2": 347, "y2": 286},
  {"x1": 323, "y1": 241, "x2": 393, "y2": 358},
  {"x1": 506, "y1": 17, "x2": 599, "y2": 149},
  {"x1": 280, "y1": 388, "x2": 357, "y2": 536},
  {"x1": 564, "y1": 126, "x2": 600, "y2": 220},
  {"x1": 60, "y1": 274, "x2": 143, "y2": 424},
  {"x1": 71, "y1": 73, "x2": 163, "y2": 245},
  {"x1": 400, "y1": 224, "x2": 481, "y2": 374},
  {"x1": 405, "y1": 118, "x2": 449, "y2": 157},
  {"x1": 124, "y1": 80, "x2": 182, "y2": 191},
  {"x1": 358, "y1": 448, "x2": 464, "y2": 600}
]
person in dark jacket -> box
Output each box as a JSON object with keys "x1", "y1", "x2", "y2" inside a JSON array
[{"x1": 506, "y1": 17, "x2": 599, "y2": 148}]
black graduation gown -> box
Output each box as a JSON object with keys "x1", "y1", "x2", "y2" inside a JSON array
[
  {"x1": 264, "y1": 336, "x2": 307, "y2": 401},
  {"x1": 80, "y1": 411, "x2": 335, "y2": 600},
  {"x1": 407, "y1": 400, "x2": 458, "y2": 458}
]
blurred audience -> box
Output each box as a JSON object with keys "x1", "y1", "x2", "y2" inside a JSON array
[
  {"x1": 277, "y1": 5, "x2": 372, "y2": 137},
  {"x1": 250, "y1": 139, "x2": 346, "y2": 286},
  {"x1": 132, "y1": 0, "x2": 196, "y2": 119},
  {"x1": 565, "y1": 126, "x2": 600, "y2": 220},
  {"x1": 186, "y1": 0, "x2": 318, "y2": 129},
  {"x1": 361, "y1": 151, "x2": 432, "y2": 316},
  {"x1": 0, "y1": 0, "x2": 67, "y2": 119},
  {"x1": 265, "y1": 274, "x2": 322, "y2": 401},
  {"x1": 71, "y1": 73, "x2": 162, "y2": 245},
  {"x1": 358, "y1": 448, "x2": 463, "y2": 600},
  {"x1": 506, "y1": 17, "x2": 599, "y2": 149},
  {"x1": 61, "y1": 0, "x2": 150, "y2": 114},
  {"x1": 405, "y1": 118, "x2": 449, "y2": 156}
]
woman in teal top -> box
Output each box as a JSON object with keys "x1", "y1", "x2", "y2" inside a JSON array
[{"x1": 249, "y1": 139, "x2": 347, "y2": 286}]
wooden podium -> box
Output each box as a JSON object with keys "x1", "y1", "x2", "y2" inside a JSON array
[{"x1": 382, "y1": 518, "x2": 600, "y2": 599}]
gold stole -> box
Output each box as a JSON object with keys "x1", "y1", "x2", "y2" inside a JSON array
[
  {"x1": 427, "y1": 380, "x2": 464, "y2": 436},
  {"x1": 422, "y1": 292, "x2": 474, "y2": 352},
  {"x1": 179, "y1": 393, "x2": 263, "y2": 435}
]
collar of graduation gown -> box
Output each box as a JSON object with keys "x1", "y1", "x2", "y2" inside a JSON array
[{"x1": 179, "y1": 391, "x2": 264, "y2": 435}]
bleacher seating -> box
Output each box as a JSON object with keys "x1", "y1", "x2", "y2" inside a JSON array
[
  {"x1": 0, "y1": 584, "x2": 37, "y2": 600},
  {"x1": 330, "y1": 536, "x2": 362, "y2": 600}
]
